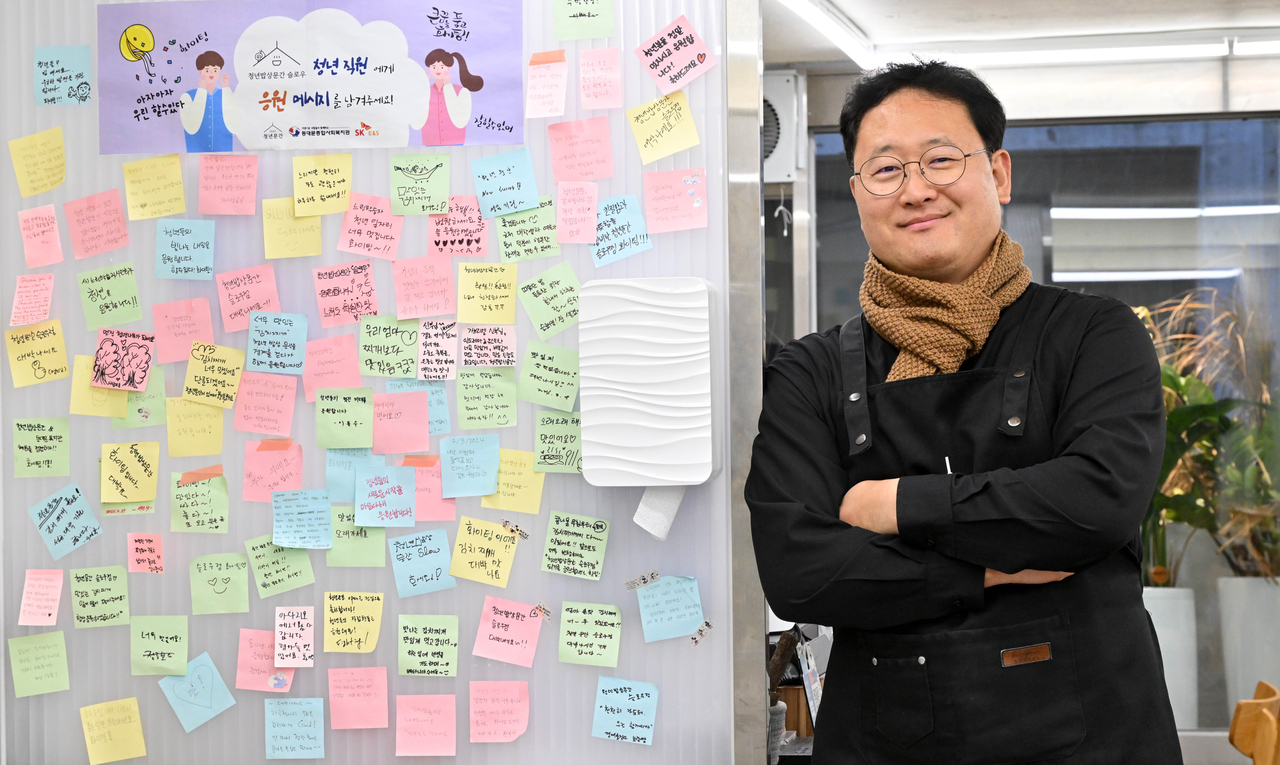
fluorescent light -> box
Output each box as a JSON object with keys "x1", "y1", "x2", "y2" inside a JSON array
[
  {"x1": 1234, "y1": 40, "x2": 1280, "y2": 56},
  {"x1": 1053, "y1": 269, "x2": 1243, "y2": 282},
  {"x1": 775, "y1": 0, "x2": 877, "y2": 68},
  {"x1": 1051, "y1": 205, "x2": 1280, "y2": 220},
  {"x1": 924, "y1": 41, "x2": 1229, "y2": 69}
]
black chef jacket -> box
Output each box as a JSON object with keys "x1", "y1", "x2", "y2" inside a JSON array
[{"x1": 747, "y1": 282, "x2": 1182, "y2": 764}]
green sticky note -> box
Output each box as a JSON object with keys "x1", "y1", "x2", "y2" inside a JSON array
[
  {"x1": 190, "y1": 553, "x2": 250, "y2": 615},
  {"x1": 535, "y1": 411, "x2": 582, "y2": 473},
  {"x1": 517, "y1": 341, "x2": 579, "y2": 411},
  {"x1": 170, "y1": 472, "x2": 229, "y2": 533},
  {"x1": 498, "y1": 196, "x2": 560, "y2": 263},
  {"x1": 112, "y1": 364, "x2": 167, "y2": 430},
  {"x1": 77, "y1": 263, "x2": 142, "y2": 330},
  {"x1": 8, "y1": 631, "x2": 70, "y2": 697},
  {"x1": 558, "y1": 602, "x2": 621, "y2": 667},
  {"x1": 542, "y1": 511, "x2": 609, "y2": 579},
  {"x1": 358, "y1": 316, "x2": 419, "y2": 378},
  {"x1": 316, "y1": 387, "x2": 374, "y2": 448},
  {"x1": 517, "y1": 262, "x2": 580, "y2": 340},
  {"x1": 390, "y1": 154, "x2": 449, "y2": 215},
  {"x1": 327, "y1": 505, "x2": 386, "y2": 567},
  {"x1": 70, "y1": 565, "x2": 130, "y2": 628},
  {"x1": 399, "y1": 614, "x2": 458, "y2": 677},
  {"x1": 130, "y1": 615, "x2": 188, "y2": 675},
  {"x1": 14, "y1": 417, "x2": 70, "y2": 477},
  {"x1": 458, "y1": 368, "x2": 518, "y2": 430},
  {"x1": 245, "y1": 533, "x2": 315, "y2": 599},
  {"x1": 553, "y1": 0, "x2": 614, "y2": 39}
]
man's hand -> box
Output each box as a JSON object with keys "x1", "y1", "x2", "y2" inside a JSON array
[
  {"x1": 839, "y1": 478, "x2": 899, "y2": 535},
  {"x1": 220, "y1": 72, "x2": 230, "y2": 88},
  {"x1": 984, "y1": 568, "x2": 1073, "y2": 588}
]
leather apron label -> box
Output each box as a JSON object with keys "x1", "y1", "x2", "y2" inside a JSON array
[{"x1": 1000, "y1": 642, "x2": 1052, "y2": 667}]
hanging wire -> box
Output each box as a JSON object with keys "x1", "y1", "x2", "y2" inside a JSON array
[{"x1": 773, "y1": 185, "x2": 793, "y2": 238}]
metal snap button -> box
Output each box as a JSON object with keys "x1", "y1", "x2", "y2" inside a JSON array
[
  {"x1": 872, "y1": 657, "x2": 877, "y2": 666},
  {"x1": 1013, "y1": 370, "x2": 1026, "y2": 378},
  {"x1": 855, "y1": 433, "x2": 866, "y2": 445},
  {"x1": 1007, "y1": 416, "x2": 1022, "y2": 427},
  {"x1": 848, "y1": 392, "x2": 861, "y2": 402},
  {"x1": 918, "y1": 656, "x2": 926, "y2": 665}
]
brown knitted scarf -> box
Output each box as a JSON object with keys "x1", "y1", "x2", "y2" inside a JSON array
[{"x1": 860, "y1": 229, "x2": 1031, "y2": 381}]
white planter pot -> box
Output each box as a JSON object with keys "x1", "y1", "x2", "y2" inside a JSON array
[
  {"x1": 1143, "y1": 586, "x2": 1199, "y2": 729},
  {"x1": 1218, "y1": 577, "x2": 1280, "y2": 721}
]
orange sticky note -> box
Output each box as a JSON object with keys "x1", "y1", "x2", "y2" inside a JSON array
[
  {"x1": 235, "y1": 628, "x2": 294, "y2": 692},
  {"x1": 198, "y1": 154, "x2": 258, "y2": 215},
  {"x1": 151, "y1": 298, "x2": 215, "y2": 364},
  {"x1": 17, "y1": 204, "x2": 64, "y2": 267},
  {"x1": 178, "y1": 464, "x2": 223, "y2": 487},
  {"x1": 399, "y1": 457, "x2": 455, "y2": 522},
  {"x1": 580, "y1": 47, "x2": 623, "y2": 110},
  {"x1": 302, "y1": 334, "x2": 361, "y2": 403},
  {"x1": 18, "y1": 569, "x2": 63, "y2": 626},
  {"x1": 312, "y1": 260, "x2": 377, "y2": 329},
  {"x1": 471, "y1": 596, "x2": 542, "y2": 667},
  {"x1": 548, "y1": 116, "x2": 614, "y2": 182},
  {"x1": 10, "y1": 273, "x2": 55, "y2": 327},
  {"x1": 338, "y1": 193, "x2": 404, "y2": 261},
  {"x1": 392, "y1": 258, "x2": 455, "y2": 319},
  {"x1": 215, "y1": 264, "x2": 280, "y2": 333},
  {"x1": 396, "y1": 695, "x2": 456, "y2": 757},
  {"x1": 373, "y1": 392, "x2": 431, "y2": 455},
  {"x1": 329, "y1": 667, "x2": 389, "y2": 729},
  {"x1": 469, "y1": 681, "x2": 528, "y2": 742},
  {"x1": 63, "y1": 190, "x2": 129, "y2": 260},
  {"x1": 644, "y1": 167, "x2": 708, "y2": 234},
  {"x1": 243, "y1": 441, "x2": 303, "y2": 502},
  {"x1": 428, "y1": 196, "x2": 489, "y2": 259},
  {"x1": 126, "y1": 533, "x2": 163, "y2": 573},
  {"x1": 233, "y1": 372, "x2": 297, "y2": 437},
  {"x1": 557, "y1": 182, "x2": 598, "y2": 243}
]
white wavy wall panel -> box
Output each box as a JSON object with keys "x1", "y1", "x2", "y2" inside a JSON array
[{"x1": 579, "y1": 278, "x2": 711, "y2": 487}]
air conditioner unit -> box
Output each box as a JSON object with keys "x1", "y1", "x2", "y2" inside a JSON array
[{"x1": 763, "y1": 72, "x2": 798, "y2": 183}]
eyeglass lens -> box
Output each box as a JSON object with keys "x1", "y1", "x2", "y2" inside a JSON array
[{"x1": 858, "y1": 145, "x2": 970, "y2": 196}]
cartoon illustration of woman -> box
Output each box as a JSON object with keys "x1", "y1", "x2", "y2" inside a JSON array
[{"x1": 413, "y1": 50, "x2": 483, "y2": 146}]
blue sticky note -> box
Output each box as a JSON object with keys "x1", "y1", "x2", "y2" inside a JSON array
[
  {"x1": 34, "y1": 46, "x2": 92, "y2": 106},
  {"x1": 155, "y1": 219, "x2": 215, "y2": 280},
  {"x1": 271, "y1": 489, "x2": 333, "y2": 549},
  {"x1": 265, "y1": 698, "x2": 325, "y2": 759},
  {"x1": 592, "y1": 676, "x2": 659, "y2": 745},
  {"x1": 439, "y1": 435, "x2": 500, "y2": 498},
  {"x1": 636, "y1": 576, "x2": 704, "y2": 642},
  {"x1": 157, "y1": 652, "x2": 236, "y2": 732},
  {"x1": 388, "y1": 529, "x2": 457, "y2": 597},
  {"x1": 27, "y1": 483, "x2": 102, "y2": 561},
  {"x1": 386, "y1": 379, "x2": 450, "y2": 435},
  {"x1": 471, "y1": 148, "x2": 540, "y2": 219},
  {"x1": 247, "y1": 311, "x2": 308, "y2": 374},
  {"x1": 325, "y1": 448, "x2": 385, "y2": 503},
  {"x1": 354, "y1": 466, "x2": 416, "y2": 526},
  {"x1": 591, "y1": 195, "x2": 653, "y2": 267}
]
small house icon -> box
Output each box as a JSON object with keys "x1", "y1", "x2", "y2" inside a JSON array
[
  {"x1": 264, "y1": 123, "x2": 284, "y2": 135},
  {"x1": 254, "y1": 42, "x2": 299, "y2": 68}
]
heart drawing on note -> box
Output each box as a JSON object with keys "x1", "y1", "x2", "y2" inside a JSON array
[
  {"x1": 697, "y1": 53, "x2": 706, "y2": 64},
  {"x1": 175, "y1": 665, "x2": 214, "y2": 708}
]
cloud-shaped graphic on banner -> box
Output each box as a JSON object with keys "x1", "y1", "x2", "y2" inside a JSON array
[{"x1": 232, "y1": 9, "x2": 430, "y2": 149}]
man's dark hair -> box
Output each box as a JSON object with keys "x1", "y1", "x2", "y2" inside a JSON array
[
  {"x1": 839, "y1": 60, "x2": 1006, "y2": 171},
  {"x1": 195, "y1": 51, "x2": 224, "y2": 70}
]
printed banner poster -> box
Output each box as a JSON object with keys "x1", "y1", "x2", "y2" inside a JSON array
[{"x1": 97, "y1": 0, "x2": 524, "y2": 154}]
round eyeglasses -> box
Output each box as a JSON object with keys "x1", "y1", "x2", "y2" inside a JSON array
[{"x1": 853, "y1": 145, "x2": 992, "y2": 196}]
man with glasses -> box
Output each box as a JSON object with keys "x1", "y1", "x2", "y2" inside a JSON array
[{"x1": 747, "y1": 61, "x2": 1180, "y2": 763}]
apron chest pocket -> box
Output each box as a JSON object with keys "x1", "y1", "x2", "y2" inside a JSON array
[{"x1": 872, "y1": 655, "x2": 933, "y2": 748}]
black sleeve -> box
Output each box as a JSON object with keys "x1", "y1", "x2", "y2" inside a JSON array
[
  {"x1": 895, "y1": 299, "x2": 1164, "y2": 573},
  {"x1": 746, "y1": 339, "x2": 986, "y2": 632}
]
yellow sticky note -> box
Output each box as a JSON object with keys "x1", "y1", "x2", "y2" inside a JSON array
[
  {"x1": 323, "y1": 591, "x2": 384, "y2": 653},
  {"x1": 70, "y1": 355, "x2": 129, "y2": 418},
  {"x1": 5, "y1": 318, "x2": 70, "y2": 388},
  {"x1": 183, "y1": 343, "x2": 244, "y2": 408},
  {"x1": 293, "y1": 153, "x2": 352, "y2": 216},
  {"x1": 481, "y1": 449, "x2": 546, "y2": 514},
  {"x1": 101, "y1": 442, "x2": 161, "y2": 503},
  {"x1": 450, "y1": 516, "x2": 519, "y2": 587},
  {"x1": 263, "y1": 197, "x2": 322, "y2": 259},
  {"x1": 80, "y1": 697, "x2": 146, "y2": 765},
  {"x1": 458, "y1": 263, "x2": 517, "y2": 325},
  {"x1": 165, "y1": 398, "x2": 224, "y2": 457},
  {"x1": 122, "y1": 154, "x2": 186, "y2": 220},
  {"x1": 9, "y1": 126, "x2": 65, "y2": 197},
  {"x1": 627, "y1": 90, "x2": 700, "y2": 165}
]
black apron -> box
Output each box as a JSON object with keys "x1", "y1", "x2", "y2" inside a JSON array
[{"x1": 814, "y1": 284, "x2": 1182, "y2": 764}]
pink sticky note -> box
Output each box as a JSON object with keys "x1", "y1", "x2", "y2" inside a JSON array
[
  {"x1": 417, "y1": 320, "x2": 458, "y2": 381},
  {"x1": 313, "y1": 259, "x2": 377, "y2": 329},
  {"x1": 198, "y1": 154, "x2": 258, "y2": 215},
  {"x1": 428, "y1": 196, "x2": 489, "y2": 259},
  {"x1": 339, "y1": 193, "x2": 404, "y2": 261},
  {"x1": 548, "y1": 116, "x2": 614, "y2": 183},
  {"x1": 557, "y1": 182, "x2": 599, "y2": 243},
  {"x1": 243, "y1": 441, "x2": 304, "y2": 502},
  {"x1": 580, "y1": 47, "x2": 623, "y2": 110},
  {"x1": 17, "y1": 205, "x2": 64, "y2": 268},
  {"x1": 235, "y1": 628, "x2": 295, "y2": 692},
  {"x1": 126, "y1": 533, "x2": 164, "y2": 573},
  {"x1": 274, "y1": 606, "x2": 315, "y2": 667},
  {"x1": 392, "y1": 258, "x2": 455, "y2": 319},
  {"x1": 469, "y1": 681, "x2": 529, "y2": 742},
  {"x1": 396, "y1": 695, "x2": 457, "y2": 757},
  {"x1": 216, "y1": 264, "x2": 280, "y2": 333},
  {"x1": 636, "y1": 15, "x2": 718, "y2": 95},
  {"x1": 373, "y1": 392, "x2": 431, "y2": 455},
  {"x1": 471, "y1": 596, "x2": 543, "y2": 668},
  {"x1": 233, "y1": 371, "x2": 297, "y2": 437},
  {"x1": 152, "y1": 298, "x2": 215, "y2": 364},
  {"x1": 92, "y1": 328, "x2": 156, "y2": 391},
  {"x1": 18, "y1": 569, "x2": 63, "y2": 626},
  {"x1": 330, "y1": 667, "x2": 389, "y2": 729},
  {"x1": 399, "y1": 458, "x2": 456, "y2": 521},
  {"x1": 302, "y1": 334, "x2": 361, "y2": 403},
  {"x1": 644, "y1": 167, "x2": 709, "y2": 233},
  {"x1": 460, "y1": 325, "x2": 516, "y2": 367},
  {"x1": 526, "y1": 50, "x2": 569, "y2": 119},
  {"x1": 10, "y1": 273, "x2": 55, "y2": 326},
  {"x1": 63, "y1": 190, "x2": 129, "y2": 260}
]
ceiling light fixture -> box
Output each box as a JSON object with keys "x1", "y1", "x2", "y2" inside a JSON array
[
  {"x1": 1052, "y1": 269, "x2": 1243, "y2": 282},
  {"x1": 917, "y1": 41, "x2": 1230, "y2": 69},
  {"x1": 1233, "y1": 39, "x2": 1280, "y2": 56},
  {"x1": 1050, "y1": 205, "x2": 1280, "y2": 220},
  {"x1": 775, "y1": 0, "x2": 878, "y2": 69}
]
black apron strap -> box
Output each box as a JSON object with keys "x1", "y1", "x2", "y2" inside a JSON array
[
  {"x1": 997, "y1": 284, "x2": 1062, "y2": 437},
  {"x1": 839, "y1": 315, "x2": 873, "y2": 457}
]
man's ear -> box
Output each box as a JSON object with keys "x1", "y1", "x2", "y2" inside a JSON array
[{"x1": 992, "y1": 149, "x2": 1012, "y2": 205}]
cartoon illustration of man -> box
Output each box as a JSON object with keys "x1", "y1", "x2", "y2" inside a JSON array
[
  {"x1": 413, "y1": 49, "x2": 484, "y2": 146},
  {"x1": 179, "y1": 51, "x2": 238, "y2": 152}
]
